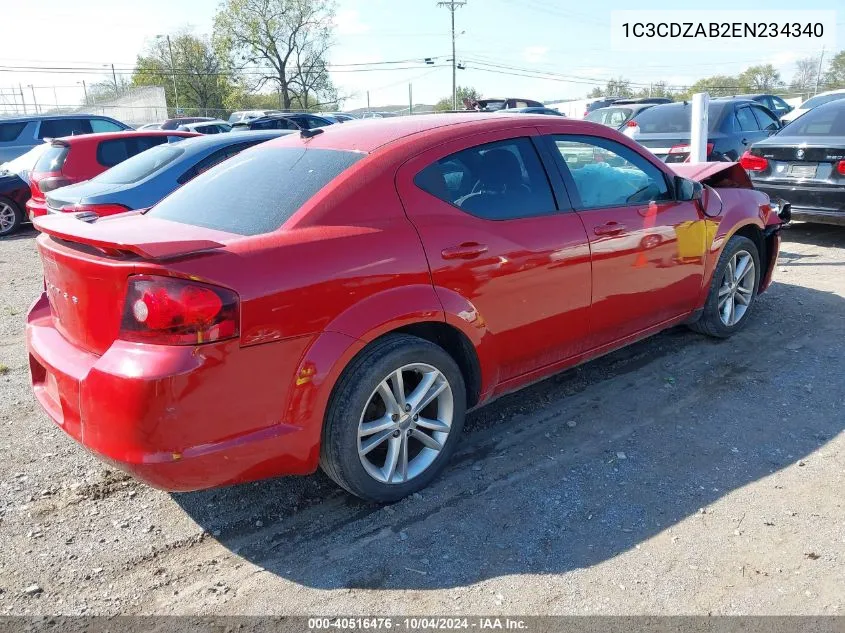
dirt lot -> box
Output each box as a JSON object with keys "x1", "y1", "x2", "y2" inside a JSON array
[{"x1": 0, "y1": 224, "x2": 843, "y2": 616}]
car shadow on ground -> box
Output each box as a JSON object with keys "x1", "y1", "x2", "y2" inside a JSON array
[{"x1": 173, "y1": 278, "x2": 844, "y2": 590}]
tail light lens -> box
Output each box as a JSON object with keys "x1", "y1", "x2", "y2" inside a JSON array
[
  {"x1": 36, "y1": 176, "x2": 73, "y2": 193},
  {"x1": 740, "y1": 151, "x2": 769, "y2": 172},
  {"x1": 626, "y1": 120, "x2": 638, "y2": 127},
  {"x1": 120, "y1": 275, "x2": 239, "y2": 345},
  {"x1": 837, "y1": 160, "x2": 845, "y2": 176},
  {"x1": 60, "y1": 203, "x2": 131, "y2": 216}
]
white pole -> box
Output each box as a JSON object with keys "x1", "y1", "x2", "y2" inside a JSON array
[{"x1": 689, "y1": 92, "x2": 709, "y2": 163}]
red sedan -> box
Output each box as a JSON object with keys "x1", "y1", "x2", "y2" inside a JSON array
[
  {"x1": 26, "y1": 115, "x2": 788, "y2": 502},
  {"x1": 26, "y1": 130, "x2": 197, "y2": 219}
]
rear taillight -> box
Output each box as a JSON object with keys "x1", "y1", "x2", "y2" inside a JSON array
[
  {"x1": 60, "y1": 203, "x2": 131, "y2": 216},
  {"x1": 37, "y1": 176, "x2": 73, "y2": 193},
  {"x1": 740, "y1": 151, "x2": 769, "y2": 172},
  {"x1": 626, "y1": 120, "x2": 638, "y2": 127},
  {"x1": 119, "y1": 275, "x2": 239, "y2": 345},
  {"x1": 837, "y1": 160, "x2": 845, "y2": 176}
]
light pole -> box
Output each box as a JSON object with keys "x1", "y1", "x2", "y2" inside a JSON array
[{"x1": 157, "y1": 34, "x2": 180, "y2": 114}]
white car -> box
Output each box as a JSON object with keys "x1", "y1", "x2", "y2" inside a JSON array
[
  {"x1": 781, "y1": 89, "x2": 845, "y2": 124},
  {"x1": 176, "y1": 120, "x2": 233, "y2": 134}
]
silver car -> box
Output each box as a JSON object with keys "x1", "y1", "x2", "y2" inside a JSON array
[{"x1": 0, "y1": 114, "x2": 130, "y2": 162}]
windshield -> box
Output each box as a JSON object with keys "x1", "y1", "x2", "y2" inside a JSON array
[
  {"x1": 92, "y1": 144, "x2": 184, "y2": 185},
  {"x1": 798, "y1": 93, "x2": 845, "y2": 110},
  {"x1": 632, "y1": 102, "x2": 725, "y2": 134},
  {"x1": 778, "y1": 103, "x2": 845, "y2": 137},
  {"x1": 585, "y1": 107, "x2": 633, "y2": 127},
  {"x1": 146, "y1": 147, "x2": 365, "y2": 235}
]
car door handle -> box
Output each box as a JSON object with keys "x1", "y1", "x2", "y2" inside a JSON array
[
  {"x1": 741, "y1": 138, "x2": 749, "y2": 145},
  {"x1": 593, "y1": 222, "x2": 626, "y2": 236},
  {"x1": 441, "y1": 242, "x2": 489, "y2": 260}
]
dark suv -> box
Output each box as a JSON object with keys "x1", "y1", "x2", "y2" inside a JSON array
[
  {"x1": 0, "y1": 114, "x2": 131, "y2": 163},
  {"x1": 231, "y1": 113, "x2": 335, "y2": 131}
]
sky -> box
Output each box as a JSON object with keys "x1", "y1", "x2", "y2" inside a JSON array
[{"x1": 1, "y1": 0, "x2": 843, "y2": 114}]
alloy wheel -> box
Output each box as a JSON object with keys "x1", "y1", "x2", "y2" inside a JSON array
[
  {"x1": 357, "y1": 363, "x2": 454, "y2": 485},
  {"x1": 0, "y1": 202, "x2": 16, "y2": 235},
  {"x1": 718, "y1": 250, "x2": 755, "y2": 326}
]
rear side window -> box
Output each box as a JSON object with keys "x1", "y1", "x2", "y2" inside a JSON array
[
  {"x1": 38, "y1": 118, "x2": 93, "y2": 139},
  {"x1": 97, "y1": 136, "x2": 167, "y2": 167},
  {"x1": 34, "y1": 145, "x2": 69, "y2": 173},
  {"x1": 751, "y1": 106, "x2": 780, "y2": 132},
  {"x1": 0, "y1": 122, "x2": 26, "y2": 142},
  {"x1": 633, "y1": 103, "x2": 725, "y2": 133},
  {"x1": 147, "y1": 147, "x2": 365, "y2": 235},
  {"x1": 414, "y1": 137, "x2": 556, "y2": 220}
]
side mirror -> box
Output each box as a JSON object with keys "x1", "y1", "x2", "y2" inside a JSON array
[{"x1": 675, "y1": 176, "x2": 703, "y2": 202}]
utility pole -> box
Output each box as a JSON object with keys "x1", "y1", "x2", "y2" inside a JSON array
[
  {"x1": 19, "y1": 83, "x2": 26, "y2": 114},
  {"x1": 111, "y1": 63, "x2": 119, "y2": 94},
  {"x1": 81, "y1": 80, "x2": 89, "y2": 106},
  {"x1": 366, "y1": 90, "x2": 370, "y2": 113},
  {"x1": 157, "y1": 35, "x2": 180, "y2": 113},
  {"x1": 29, "y1": 85, "x2": 38, "y2": 114},
  {"x1": 409, "y1": 83, "x2": 413, "y2": 115},
  {"x1": 813, "y1": 46, "x2": 825, "y2": 96},
  {"x1": 438, "y1": 0, "x2": 466, "y2": 110}
]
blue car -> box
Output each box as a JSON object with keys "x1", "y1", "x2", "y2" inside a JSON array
[{"x1": 45, "y1": 130, "x2": 291, "y2": 216}]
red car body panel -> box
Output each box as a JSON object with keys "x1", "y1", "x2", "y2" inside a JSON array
[
  {"x1": 25, "y1": 131, "x2": 197, "y2": 219},
  {"x1": 26, "y1": 115, "x2": 783, "y2": 490}
]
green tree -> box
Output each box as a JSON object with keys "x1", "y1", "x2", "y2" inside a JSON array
[
  {"x1": 738, "y1": 64, "x2": 783, "y2": 92},
  {"x1": 132, "y1": 32, "x2": 232, "y2": 115},
  {"x1": 587, "y1": 77, "x2": 633, "y2": 98},
  {"x1": 435, "y1": 86, "x2": 481, "y2": 111},
  {"x1": 213, "y1": 0, "x2": 336, "y2": 111},
  {"x1": 823, "y1": 50, "x2": 845, "y2": 88},
  {"x1": 677, "y1": 74, "x2": 739, "y2": 100}
]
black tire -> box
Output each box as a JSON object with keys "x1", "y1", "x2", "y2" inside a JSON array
[
  {"x1": 689, "y1": 234, "x2": 761, "y2": 338},
  {"x1": 0, "y1": 196, "x2": 23, "y2": 237},
  {"x1": 320, "y1": 333, "x2": 467, "y2": 503}
]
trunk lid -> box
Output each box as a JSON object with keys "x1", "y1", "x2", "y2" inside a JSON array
[
  {"x1": 34, "y1": 212, "x2": 234, "y2": 355},
  {"x1": 46, "y1": 181, "x2": 124, "y2": 211},
  {"x1": 749, "y1": 138, "x2": 845, "y2": 185}
]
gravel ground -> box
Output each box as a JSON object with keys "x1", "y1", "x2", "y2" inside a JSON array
[{"x1": 0, "y1": 224, "x2": 843, "y2": 615}]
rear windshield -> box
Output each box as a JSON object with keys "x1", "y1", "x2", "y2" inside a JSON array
[
  {"x1": 798, "y1": 93, "x2": 845, "y2": 110},
  {"x1": 633, "y1": 103, "x2": 725, "y2": 133},
  {"x1": 34, "y1": 145, "x2": 69, "y2": 173},
  {"x1": 92, "y1": 144, "x2": 185, "y2": 185},
  {"x1": 778, "y1": 103, "x2": 845, "y2": 137},
  {"x1": 146, "y1": 146, "x2": 365, "y2": 235},
  {"x1": 585, "y1": 107, "x2": 632, "y2": 127}
]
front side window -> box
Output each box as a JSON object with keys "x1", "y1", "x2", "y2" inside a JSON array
[
  {"x1": 90, "y1": 119, "x2": 125, "y2": 133},
  {"x1": 751, "y1": 106, "x2": 780, "y2": 132},
  {"x1": 550, "y1": 135, "x2": 671, "y2": 209},
  {"x1": 414, "y1": 137, "x2": 557, "y2": 220}
]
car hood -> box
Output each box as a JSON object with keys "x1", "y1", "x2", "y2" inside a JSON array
[
  {"x1": 45, "y1": 180, "x2": 126, "y2": 209},
  {"x1": 669, "y1": 161, "x2": 752, "y2": 189}
]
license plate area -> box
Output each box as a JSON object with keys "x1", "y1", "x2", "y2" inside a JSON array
[{"x1": 787, "y1": 163, "x2": 818, "y2": 178}]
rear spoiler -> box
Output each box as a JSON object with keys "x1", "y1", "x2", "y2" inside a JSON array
[
  {"x1": 33, "y1": 212, "x2": 226, "y2": 261},
  {"x1": 668, "y1": 162, "x2": 753, "y2": 189}
]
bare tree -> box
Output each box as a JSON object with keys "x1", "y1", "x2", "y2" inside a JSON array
[
  {"x1": 790, "y1": 56, "x2": 820, "y2": 93},
  {"x1": 214, "y1": 0, "x2": 337, "y2": 110}
]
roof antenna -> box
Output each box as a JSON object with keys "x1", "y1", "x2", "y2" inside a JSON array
[{"x1": 300, "y1": 127, "x2": 324, "y2": 139}]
